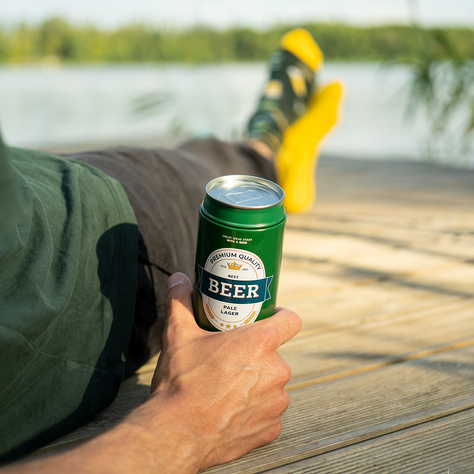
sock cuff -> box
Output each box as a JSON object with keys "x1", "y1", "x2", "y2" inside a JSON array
[{"x1": 246, "y1": 112, "x2": 284, "y2": 153}]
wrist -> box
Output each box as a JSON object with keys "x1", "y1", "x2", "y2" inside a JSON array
[{"x1": 119, "y1": 393, "x2": 208, "y2": 474}]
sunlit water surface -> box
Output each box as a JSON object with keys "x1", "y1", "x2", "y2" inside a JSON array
[{"x1": 0, "y1": 62, "x2": 472, "y2": 168}]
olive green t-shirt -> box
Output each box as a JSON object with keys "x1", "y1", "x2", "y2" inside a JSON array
[{"x1": 0, "y1": 134, "x2": 138, "y2": 462}]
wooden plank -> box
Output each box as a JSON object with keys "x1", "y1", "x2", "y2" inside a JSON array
[
  {"x1": 278, "y1": 260, "x2": 474, "y2": 306},
  {"x1": 205, "y1": 346, "x2": 474, "y2": 473},
  {"x1": 278, "y1": 264, "x2": 474, "y2": 331},
  {"x1": 266, "y1": 408, "x2": 474, "y2": 473},
  {"x1": 284, "y1": 209, "x2": 474, "y2": 258},
  {"x1": 314, "y1": 156, "x2": 474, "y2": 204},
  {"x1": 283, "y1": 235, "x2": 464, "y2": 271},
  {"x1": 281, "y1": 228, "x2": 459, "y2": 269},
  {"x1": 397, "y1": 263, "x2": 474, "y2": 297},
  {"x1": 282, "y1": 297, "x2": 474, "y2": 389},
  {"x1": 284, "y1": 215, "x2": 451, "y2": 254},
  {"x1": 289, "y1": 204, "x2": 474, "y2": 231},
  {"x1": 280, "y1": 208, "x2": 474, "y2": 308}
]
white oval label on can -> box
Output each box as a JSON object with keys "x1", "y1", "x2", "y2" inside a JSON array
[{"x1": 196, "y1": 248, "x2": 273, "y2": 330}]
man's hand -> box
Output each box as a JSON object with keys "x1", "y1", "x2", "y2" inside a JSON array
[{"x1": 129, "y1": 272, "x2": 301, "y2": 472}]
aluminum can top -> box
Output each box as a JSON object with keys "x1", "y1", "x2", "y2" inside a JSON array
[{"x1": 202, "y1": 175, "x2": 286, "y2": 228}]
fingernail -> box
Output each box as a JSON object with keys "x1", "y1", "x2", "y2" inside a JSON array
[{"x1": 167, "y1": 273, "x2": 187, "y2": 290}]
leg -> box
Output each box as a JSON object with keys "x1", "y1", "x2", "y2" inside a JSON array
[
  {"x1": 69, "y1": 138, "x2": 275, "y2": 374},
  {"x1": 246, "y1": 28, "x2": 344, "y2": 213}
]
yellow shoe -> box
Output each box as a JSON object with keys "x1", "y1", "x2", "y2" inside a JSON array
[{"x1": 276, "y1": 81, "x2": 344, "y2": 214}]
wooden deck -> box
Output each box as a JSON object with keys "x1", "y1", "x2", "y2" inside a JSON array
[{"x1": 28, "y1": 155, "x2": 474, "y2": 472}]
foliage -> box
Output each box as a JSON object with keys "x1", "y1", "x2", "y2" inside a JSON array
[
  {"x1": 393, "y1": 2, "x2": 474, "y2": 164},
  {"x1": 0, "y1": 18, "x2": 472, "y2": 64}
]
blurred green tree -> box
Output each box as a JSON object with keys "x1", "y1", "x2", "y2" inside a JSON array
[{"x1": 36, "y1": 18, "x2": 76, "y2": 60}]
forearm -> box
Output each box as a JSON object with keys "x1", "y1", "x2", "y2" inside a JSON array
[{"x1": 2, "y1": 397, "x2": 204, "y2": 474}]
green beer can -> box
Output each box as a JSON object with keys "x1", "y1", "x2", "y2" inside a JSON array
[{"x1": 193, "y1": 175, "x2": 286, "y2": 331}]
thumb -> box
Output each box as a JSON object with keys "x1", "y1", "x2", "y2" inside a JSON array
[
  {"x1": 165, "y1": 272, "x2": 197, "y2": 331},
  {"x1": 150, "y1": 273, "x2": 196, "y2": 393}
]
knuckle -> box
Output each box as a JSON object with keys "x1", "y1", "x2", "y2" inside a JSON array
[
  {"x1": 253, "y1": 327, "x2": 278, "y2": 352},
  {"x1": 271, "y1": 356, "x2": 292, "y2": 387},
  {"x1": 280, "y1": 390, "x2": 290, "y2": 414},
  {"x1": 265, "y1": 421, "x2": 283, "y2": 444},
  {"x1": 280, "y1": 360, "x2": 292, "y2": 385}
]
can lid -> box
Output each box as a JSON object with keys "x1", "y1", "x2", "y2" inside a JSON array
[
  {"x1": 206, "y1": 175, "x2": 284, "y2": 209},
  {"x1": 203, "y1": 175, "x2": 286, "y2": 228}
]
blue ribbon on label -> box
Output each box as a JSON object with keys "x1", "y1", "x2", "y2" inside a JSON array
[{"x1": 197, "y1": 266, "x2": 273, "y2": 304}]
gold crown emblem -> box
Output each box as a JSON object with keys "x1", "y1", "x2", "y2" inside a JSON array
[{"x1": 227, "y1": 262, "x2": 242, "y2": 270}]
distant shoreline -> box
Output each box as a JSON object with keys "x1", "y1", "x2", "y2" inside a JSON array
[{"x1": 1, "y1": 20, "x2": 473, "y2": 64}]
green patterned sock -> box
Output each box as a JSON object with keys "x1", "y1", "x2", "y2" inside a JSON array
[{"x1": 246, "y1": 48, "x2": 316, "y2": 154}]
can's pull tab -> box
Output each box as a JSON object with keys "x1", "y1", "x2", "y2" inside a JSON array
[{"x1": 224, "y1": 189, "x2": 264, "y2": 205}]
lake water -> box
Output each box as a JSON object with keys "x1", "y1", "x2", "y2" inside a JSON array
[{"x1": 0, "y1": 62, "x2": 472, "y2": 168}]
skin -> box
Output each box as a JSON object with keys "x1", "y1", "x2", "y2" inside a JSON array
[
  {"x1": 2, "y1": 272, "x2": 301, "y2": 473},
  {"x1": 246, "y1": 139, "x2": 274, "y2": 161}
]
